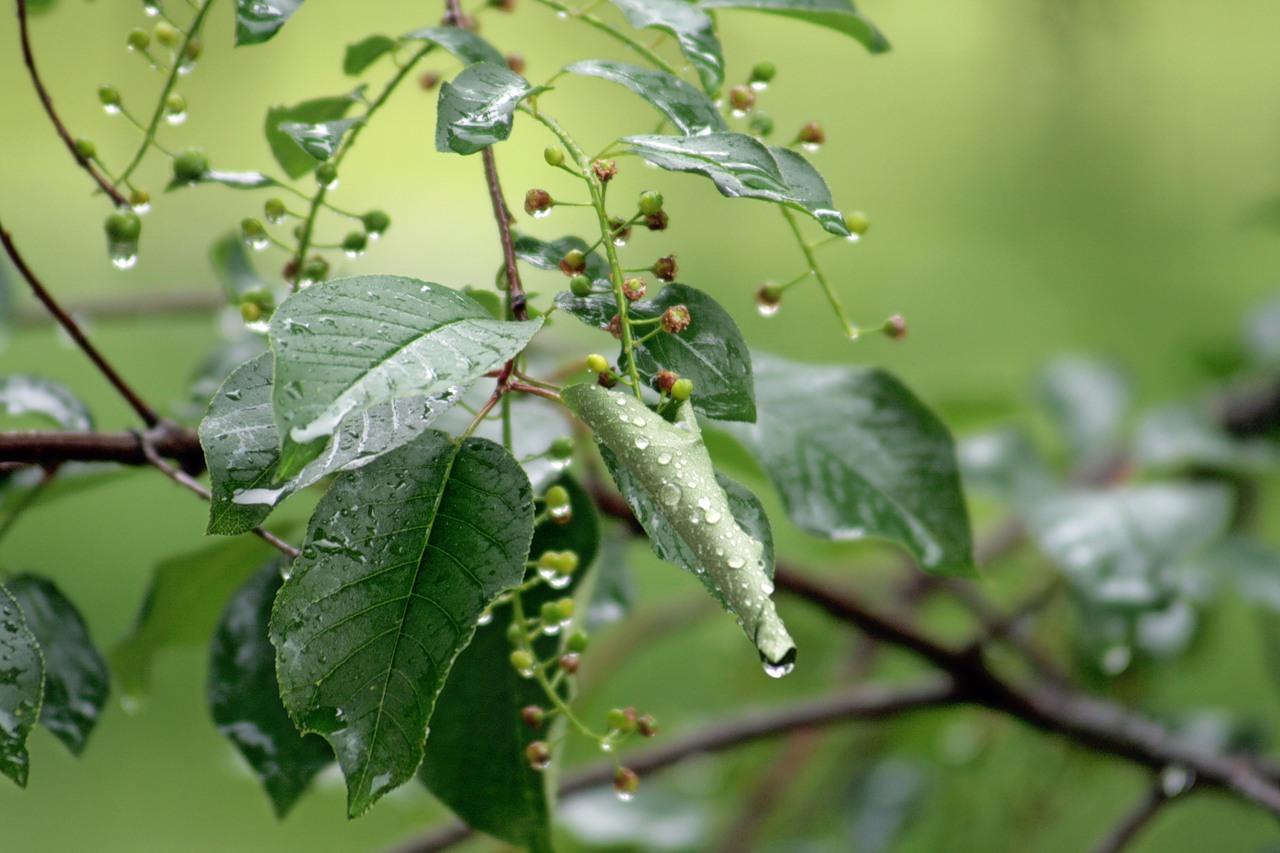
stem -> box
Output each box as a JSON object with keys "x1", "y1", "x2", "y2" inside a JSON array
[
  {"x1": 117, "y1": 0, "x2": 216, "y2": 187},
  {"x1": 15, "y1": 0, "x2": 128, "y2": 206},
  {"x1": 1091, "y1": 782, "x2": 1171, "y2": 853},
  {"x1": 779, "y1": 206, "x2": 857, "y2": 339},
  {"x1": 531, "y1": 0, "x2": 681, "y2": 79}
]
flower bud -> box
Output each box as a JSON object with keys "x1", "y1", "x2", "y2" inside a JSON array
[
  {"x1": 671, "y1": 378, "x2": 694, "y2": 402},
  {"x1": 164, "y1": 93, "x2": 186, "y2": 116},
  {"x1": 104, "y1": 210, "x2": 142, "y2": 243},
  {"x1": 592, "y1": 159, "x2": 618, "y2": 183},
  {"x1": 241, "y1": 218, "x2": 266, "y2": 241},
  {"x1": 622, "y1": 277, "x2": 646, "y2": 301},
  {"x1": 539, "y1": 601, "x2": 561, "y2": 625},
  {"x1": 506, "y1": 53, "x2": 526, "y2": 74},
  {"x1": 419, "y1": 71, "x2": 441, "y2": 90},
  {"x1": 128, "y1": 189, "x2": 151, "y2": 212},
  {"x1": 558, "y1": 652, "x2": 581, "y2": 674},
  {"x1": 361, "y1": 210, "x2": 391, "y2": 235},
  {"x1": 652, "y1": 255, "x2": 677, "y2": 282},
  {"x1": 559, "y1": 249, "x2": 587, "y2": 276},
  {"x1": 154, "y1": 22, "x2": 180, "y2": 48},
  {"x1": 315, "y1": 161, "x2": 338, "y2": 188},
  {"x1": 636, "y1": 714, "x2": 658, "y2": 737},
  {"x1": 506, "y1": 621, "x2": 524, "y2": 646},
  {"x1": 554, "y1": 597, "x2": 575, "y2": 621},
  {"x1": 796, "y1": 121, "x2": 825, "y2": 147},
  {"x1": 660, "y1": 304, "x2": 691, "y2": 334},
  {"x1": 755, "y1": 283, "x2": 783, "y2": 316},
  {"x1": 544, "y1": 484, "x2": 570, "y2": 509},
  {"x1": 549, "y1": 436, "x2": 575, "y2": 459},
  {"x1": 340, "y1": 232, "x2": 366, "y2": 256},
  {"x1": 520, "y1": 705, "x2": 545, "y2": 729},
  {"x1": 883, "y1": 313, "x2": 907, "y2": 340},
  {"x1": 606, "y1": 706, "x2": 638, "y2": 733},
  {"x1": 750, "y1": 61, "x2": 777, "y2": 85},
  {"x1": 606, "y1": 314, "x2": 622, "y2": 339},
  {"x1": 728, "y1": 85, "x2": 755, "y2": 113},
  {"x1": 843, "y1": 210, "x2": 870, "y2": 236},
  {"x1": 655, "y1": 370, "x2": 679, "y2": 394},
  {"x1": 172, "y1": 148, "x2": 209, "y2": 184},
  {"x1": 97, "y1": 85, "x2": 122, "y2": 107},
  {"x1": 282, "y1": 259, "x2": 300, "y2": 284},
  {"x1": 749, "y1": 112, "x2": 774, "y2": 137},
  {"x1": 183, "y1": 37, "x2": 202, "y2": 62},
  {"x1": 638, "y1": 190, "x2": 664, "y2": 216},
  {"x1": 126, "y1": 28, "x2": 151, "y2": 51},
  {"x1": 524, "y1": 188, "x2": 553, "y2": 216},
  {"x1": 525, "y1": 740, "x2": 551, "y2": 770},
  {"x1": 544, "y1": 145, "x2": 565, "y2": 167},
  {"x1": 510, "y1": 649, "x2": 536, "y2": 675},
  {"x1": 569, "y1": 274, "x2": 592, "y2": 297},
  {"x1": 264, "y1": 197, "x2": 287, "y2": 223},
  {"x1": 567, "y1": 629, "x2": 589, "y2": 652},
  {"x1": 644, "y1": 210, "x2": 669, "y2": 231},
  {"x1": 613, "y1": 767, "x2": 639, "y2": 800},
  {"x1": 73, "y1": 138, "x2": 96, "y2": 160},
  {"x1": 586, "y1": 353, "x2": 609, "y2": 374},
  {"x1": 609, "y1": 216, "x2": 632, "y2": 245},
  {"x1": 240, "y1": 301, "x2": 263, "y2": 323},
  {"x1": 597, "y1": 372, "x2": 618, "y2": 389},
  {"x1": 301, "y1": 255, "x2": 330, "y2": 284}
]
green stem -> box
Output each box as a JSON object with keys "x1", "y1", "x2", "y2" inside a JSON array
[
  {"x1": 117, "y1": 0, "x2": 215, "y2": 186},
  {"x1": 511, "y1": 594, "x2": 600, "y2": 741},
  {"x1": 779, "y1": 206, "x2": 858, "y2": 339},
  {"x1": 531, "y1": 0, "x2": 681, "y2": 79}
]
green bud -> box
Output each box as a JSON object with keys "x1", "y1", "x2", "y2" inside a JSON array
[
  {"x1": 264, "y1": 197, "x2": 287, "y2": 222},
  {"x1": 586, "y1": 353, "x2": 609, "y2": 374},
  {"x1": 671, "y1": 378, "x2": 694, "y2": 402},
  {"x1": 128, "y1": 189, "x2": 150, "y2": 211},
  {"x1": 361, "y1": 209, "x2": 391, "y2": 235},
  {"x1": 544, "y1": 485, "x2": 570, "y2": 509},
  {"x1": 240, "y1": 218, "x2": 266, "y2": 239},
  {"x1": 301, "y1": 256, "x2": 330, "y2": 284},
  {"x1": 239, "y1": 301, "x2": 263, "y2": 323},
  {"x1": 569, "y1": 273, "x2": 592, "y2": 298},
  {"x1": 560, "y1": 249, "x2": 586, "y2": 274},
  {"x1": 540, "y1": 601, "x2": 561, "y2": 625},
  {"x1": 172, "y1": 148, "x2": 209, "y2": 184},
  {"x1": 750, "y1": 61, "x2": 777, "y2": 84},
  {"x1": 164, "y1": 93, "x2": 186, "y2": 115},
  {"x1": 614, "y1": 767, "x2": 640, "y2": 798},
  {"x1": 97, "y1": 84, "x2": 122, "y2": 107},
  {"x1": 73, "y1": 138, "x2": 96, "y2": 160},
  {"x1": 638, "y1": 190, "x2": 664, "y2": 216},
  {"x1": 510, "y1": 649, "x2": 536, "y2": 674},
  {"x1": 316, "y1": 162, "x2": 338, "y2": 187},
  {"x1": 104, "y1": 210, "x2": 142, "y2": 243},
  {"x1": 844, "y1": 210, "x2": 870, "y2": 236},
  {"x1": 183, "y1": 37, "x2": 203, "y2": 62},
  {"x1": 554, "y1": 551, "x2": 579, "y2": 575},
  {"x1": 154, "y1": 22, "x2": 180, "y2": 48},
  {"x1": 507, "y1": 621, "x2": 524, "y2": 645},
  {"x1": 554, "y1": 597, "x2": 575, "y2": 621},
  {"x1": 543, "y1": 145, "x2": 565, "y2": 167},
  {"x1": 341, "y1": 231, "x2": 367, "y2": 255},
  {"x1": 126, "y1": 28, "x2": 151, "y2": 51},
  {"x1": 567, "y1": 630, "x2": 589, "y2": 653},
  {"x1": 549, "y1": 436, "x2": 575, "y2": 460},
  {"x1": 606, "y1": 706, "x2": 637, "y2": 733},
  {"x1": 749, "y1": 112, "x2": 774, "y2": 138}
]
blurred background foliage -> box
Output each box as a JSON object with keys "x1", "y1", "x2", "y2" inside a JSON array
[{"x1": 2, "y1": 0, "x2": 1280, "y2": 850}]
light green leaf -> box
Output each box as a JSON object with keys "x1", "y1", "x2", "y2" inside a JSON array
[
  {"x1": 1133, "y1": 404, "x2": 1276, "y2": 474},
  {"x1": 698, "y1": 0, "x2": 889, "y2": 54},
  {"x1": 959, "y1": 426, "x2": 1056, "y2": 508},
  {"x1": 719, "y1": 352, "x2": 974, "y2": 573},
  {"x1": 563, "y1": 384, "x2": 794, "y2": 672},
  {"x1": 1036, "y1": 356, "x2": 1130, "y2": 460},
  {"x1": 265, "y1": 90, "x2": 363, "y2": 179},
  {"x1": 622, "y1": 133, "x2": 850, "y2": 235},
  {"x1": 344, "y1": 35, "x2": 398, "y2": 75},
  {"x1": 436, "y1": 63, "x2": 533, "y2": 155},
  {"x1": 6, "y1": 575, "x2": 108, "y2": 756},
  {"x1": 0, "y1": 375, "x2": 92, "y2": 430},
  {"x1": 271, "y1": 431, "x2": 533, "y2": 816},
  {"x1": 564, "y1": 60, "x2": 726, "y2": 135},
  {"x1": 278, "y1": 118, "x2": 363, "y2": 162},
  {"x1": 0, "y1": 585, "x2": 42, "y2": 788},
  {"x1": 235, "y1": 0, "x2": 305, "y2": 46},
  {"x1": 608, "y1": 0, "x2": 724, "y2": 94},
  {"x1": 403, "y1": 26, "x2": 505, "y2": 66},
  {"x1": 268, "y1": 275, "x2": 542, "y2": 479},
  {"x1": 209, "y1": 562, "x2": 333, "y2": 817}
]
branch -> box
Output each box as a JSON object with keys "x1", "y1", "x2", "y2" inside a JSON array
[
  {"x1": 15, "y1": 0, "x2": 128, "y2": 207},
  {"x1": 0, "y1": 427, "x2": 202, "y2": 469},
  {"x1": 0, "y1": 225, "x2": 161, "y2": 426},
  {"x1": 1091, "y1": 782, "x2": 1171, "y2": 853},
  {"x1": 390, "y1": 678, "x2": 959, "y2": 853}
]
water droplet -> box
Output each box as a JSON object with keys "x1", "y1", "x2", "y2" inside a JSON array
[
  {"x1": 659, "y1": 483, "x2": 681, "y2": 506},
  {"x1": 763, "y1": 659, "x2": 794, "y2": 678},
  {"x1": 108, "y1": 239, "x2": 138, "y2": 269},
  {"x1": 727, "y1": 556, "x2": 745, "y2": 569},
  {"x1": 731, "y1": 108, "x2": 749, "y2": 119},
  {"x1": 750, "y1": 80, "x2": 768, "y2": 92},
  {"x1": 757, "y1": 302, "x2": 780, "y2": 318},
  {"x1": 178, "y1": 60, "x2": 196, "y2": 75},
  {"x1": 657, "y1": 453, "x2": 672, "y2": 465},
  {"x1": 549, "y1": 504, "x2": 571, "y2": 521},
  {"x1": 131, "y1": 199, "x2": 151, "y2": 215},
  {"x1": 845, "y1": 233, "x2": 862, "y2": 244},
  {"x1": 634, "y1": 436, "x2": 650, "y2": 450},
  {"x1": 704, "y1": 508, "x2": 722, "y2": 524},
  {"x1": 476, "y1": 610, "x2": 493, "y2": 626},
  {"x1": 615, "y1": 789, "x2": 635, "y2": 802},
  {"x1": 165, "y1": 110, "x2": 187, "y2": 126},
  {"x1": 1100, "y1": 644, "x2": 1131, "y2": 676},
  {"x1": 532, "y1": 208, "x2": 552, "y2": 219},
  {"x1": 245, "y1": 235, "x2": 269, "y2": 252},
  {"x1": 801, "y1": 142, "x2": 821, "y2": 154},
  {"x1": 103, "y1": 104, "x2": 121, "y2": 116},
  {"x1": 344, "y1": 248, "x2": 365, "y2": 259}
]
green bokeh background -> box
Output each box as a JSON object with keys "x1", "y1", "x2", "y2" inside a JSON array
[{"x1": 2, "y1": 0, "x2": 1279, "y2": 850}]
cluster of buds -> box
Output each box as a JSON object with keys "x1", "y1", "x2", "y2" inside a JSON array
[
  {"x1": 592, "y1": 159, "x2": 618, "y2": 183},
  {"x1": 535, "y1": 549, "x2": 579, "y2": 589},
  {"x1": 638, "y1": 191, "x2": 667, "y2": 231},
  {"x1": 655, "y1": 370, "x2": 694, "y2": 402},
  {"x1": 622, "y1": 277, "x2": 647, "y2": 301}
]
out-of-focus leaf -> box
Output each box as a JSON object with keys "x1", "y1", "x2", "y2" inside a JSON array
[
  {"x1": 513, "y1": 234, "x2": 610, "y2": 281},
  {"x1": 271, "y1": 432, "x2": 532, "y2": 817},
  {"x1": 5, "y1": 575, "x2": 107, "y2": 756},
  {"x1": 235, "y1": 0, "x2": 305, "y2": 46},
  {"x1": 959, "y1": 427, "x2": 1056, "y2": 508},
  {"x1": 268, "y1": 275, "x2": 541, "y2": 479},
  {"x1": 699, "y1": 0, "x2": 889, "y2": 54},
  {"x1": 555, "y1": 283, "x2": 756, "y2": 421},
  {"x1": 181, "y1": 332, "x2": 268, "y2": 421},
  {"x1": 264, "y1": 90, "x2": 363, "y2": 179},
  {"x1": 0, "y1": 585, "x2": 42, "y2": 788},
  {"x1": 564, "y1": 384, "x2": 794, "y2": 672},
  {"x1": 560, "y1": 787, "x2": 710, "y2": 849},
  {"x1": 586, "y1": 536, "x2": 633, "y2": 630},
  {"x1": 608, "y1": 0, "x2": 723, "y2": 94},
  {"x1": 0, "y1": 375, "x2": 92, "y2": 430},
  {"x1": 565, "y1": 60, "x2": 726, "y2": 135},
  {"x1": 847, "y1": 759, "x2": 927, "y2": 853},
  {"x1": 1036, "y1": 356, "x2": 1130, "y2": 459},
  {"x1": 1244, "y1": 295, "x2": 1280, "y2": 368},
  {"x1": 210, "y1": 232, "x2": 270, "y2": 305},
  {"x1": 277, "y1": 118, "x2": 362, "y2": 162},
  {"x1": 1133, "y1": 404, "x2": 1276, "y2": 474},
  {"x1": 343, "y1": 35, "x2": 398, "y2": 75},
  {"x1": 622, "y1": 133, "x2": 849, "y2": 235},
  {"x1": 435, "y1": 63, "x2": 533, "y2": 155},
  {"x1": 209, "y1": 561, "x2": 332, "y2": 817},
  {"x1": 718, "y1": 352, "x2": 974, "y2": 573}
]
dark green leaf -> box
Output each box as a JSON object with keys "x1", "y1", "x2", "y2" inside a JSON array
[
  {"x1": 210, "y1": 232, "x2": 270, "y2": 305},
  {"x1": 513, "y1": 234, "x2": 610, "y2": 281},
  {"x1": 421, "y1": 474, "x2": 598, "y2": 851},
  {"x1": 564, "y1": 60, "x2": 726, "y2": 135},
  {"x1": 278, "y1": 118, "x2": 362, "y2": 162},
  {"x1": 622, "y1": 133, "x2": 850, "y2": 235},
  {"x1": 719, "y1": 352, "x2": 974, "y2": 573},
  {"x1": 403, "y1": 26, "x2": 505, "y2": 66},
  {"x1": 563, "y1": 384, "x2": 794, "y2": 672},
  {"x1": 235, "y1": 0, "x2": 305, "y2": 46},
  {"x1": 1133, "y1": 404, "x2": 1276, "y2": 474},
  {"x1": 0, "y1": 375, "x2": 92, "y2": 430},
  {"x1": 112, "y1": 534, "x2": 284, "y2": 699},
  {"x1": 436, "y1": 63, "x2": 533, "y2": 156},
  {"x1": 209, "y1": 562, "x2": 333, "y2": 817},
  {"x1": 200, "y1": 353, "x2": 455, "y2": 535},
  {"x1": 555, "y1": 283, "x2": 756, "y2": 421},
  {"x1": 5, "y1": 575, "x2": 107, "y2": 756},
  {"x1": 344, "y1": 35, "x2": 398, "y2": 75},
  {"x1": 959, "y1": 427, "x2": 1056, "y2": 508},
  {"x1": 1036, "y1": 356, "x2": 1130, "y2": 460},
  {"x1": 699, "y1": 0, "x2": 889, "y2": 54},
  {"x1": 608, "y1": 0, "x2": 724, "y2": 94},
  {"x1": 0, "y1": 585, "x2": 42, "y2": 788},
  {"x1": 265, "y1": 90, "x2": 363, "y2": 179},
  {"x1": 268, "y1": 275, "x2": 542, "y2": 479},
  {"x1": 271, "y1": 432, "x2": 533, "y2": 816}
]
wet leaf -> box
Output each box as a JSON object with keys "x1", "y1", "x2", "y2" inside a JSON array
[
  {"x1": 344, "y1": 34, "x2": 398, "y2": 75},
  {"x1": 1036, "y1": 356, "x2": 1130, "y2": 460},
  {"x1": 277, "y1": 118, "x2": 362, "y2": 162},
  {"x1": 235, "y1": 0, "x2": 305, "y2": 46},
  {"x1": 622, "y1": 133, "x2": 850, "y2": 235},
  {"x1": 265, "y1": 90, "x2": 363, "y2": 179},
  {"x1": 563, "y1": 384, "x2": 794, "y2": 671},
  {"x1": 0, "y1": 375, "x2": 92, "y2": 431},
  {"x1": 403, "y1": 26, "x2": 505, "y2": 66},
  {"x1": 699, "y1": 0, "x2": 889, "y2": 54},
  {"x1": 959, "y1": 426, "x2": 1056, "y2": 508},
  {"x1": 513, "y1": 234, "x2": 610, "y2": 281},
  {"x1": 608, "y1": 0, "x2": 724, "y2": 94},
  {"x1": 1133, "y1": 404, "x2": 1276, "y2": 474},
  {"x1": 565, "y1": 60, "x2": 726, "y2": 135},
  {"x1": 209, "y1": 232, "x2": 270, "y2": 305},
  {"x1": 5, "y1": 576, "x2": 107, "y2": 757},
  {"x1": 436, "y1": 63, "x2": 533, "y2": 155},
  {"x1": 271, "y1": 432, "x2": 533, "y2": 816},
  {"x1": 0, "y1": 585, "x2": 42, "y2": 788},
  {"x1": 268, "y1": 275, "x2": 542, "y2": 479},
  {"x1": 719, "y1": 352, "x2": 974, "y2": 573},
  {"x1": 555, "y1": 283, "x2": 755, "y2": 421},
  {"x1": 209, "y1": 562, "x2": 333, "y2": 817}
]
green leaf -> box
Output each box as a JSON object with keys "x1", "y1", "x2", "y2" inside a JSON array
[
  {"x1": 608, "y1": 0, "x2": 724, "y2": 94},
  {"x1": 1036, "y1": 356, "x2": 1130, "y2": 460},
  {"x1": 265, "y1": 90, "x2": 363, "y2": 179},
  {"x1": 622, "y1": 133, "x2": 850, "y2": 236},
  {"x1": 719, "y1": 353, "x2": 974, "y2": 573},
  {"x1": 0, "y1": 585, "x2": 42, "y2": 788},
  {"x1": 403, "y1": 26, "x2": 505, "y2": 66},
  {"x1": 112, "y1": 534, "x2": 284, "y2": 699},
  {"x1": 698, "y1": 0, "x2": 889, "y2": 54},
  {"x1": 564, "y1": 60, "x2": 726, "y2": 135},
  {"x1": 0, "y1": 375, "x2": 92, "y2": 430},
  {"x1": 5, "y1": 575, "x2": 107, "y2": 757},
  {"x1": 268, "y1": 275, "x2": 542, "y2": 479},
  {"x1": 271, "y1": 431, "x2": 533, "y2": 816},
  {"x1": 182, "y1": 333, "x2": 268, "y2": 420},
  {"x1": 555, "y1": 283, "x2": 756, "y2": 421},
  {"x1": 563, "y1": 384, "x2": 794, "y2": 672},
  {"x1": 513, "y1": 234, "x2": 610, "y2": 281},
  {"x1": 586, "y1": 536, "x2": 634, "y2": 630},
  {"x1": 1245, "y1": 295, "x2": 1280, "y2": 368},
  {"x1": 278, "y1": 118, "x2": 363, "y2": 162},
  {"x1": 209, "y1": 562, "x2": 333, "y2": 817},
  {"x1": 202, "y1": 352, "x2": 459, "y2": 535},
  {"x1": 435, "y1": 63, "x2": 533, "y2": 156},
  {"x1": 959, "y1": 427, "x2": 1056, "y2": 508},
  {"x1": 235, "y1": 0, "x2": 305, "y2": 46},
  {"x1": 1027, "y1": 484, "x2": 1231, "y2": 607},
  {"x1": 169, "y1": 169, "x2": 278, "y2": 192},
  {"x1": 210, "y1": 232, "x2": 270, "y2": 305},
  {"x1": 344, "y1": 35, "x2": 398, "y2": 75},
  {"x1": 1133, "y1": 404, "x2": 1276, "y2": 475},
  {"x1": 421, "y1": 474, "x2": 599, "y2": 851}
]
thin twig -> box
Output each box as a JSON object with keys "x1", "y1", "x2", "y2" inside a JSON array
[
  {"x1": 481, "y1": 146, "x2": 528, "y2": 321},
  {"x1": 0, "y1": 224, "x2": 161, "y2": 426},
  {"x1": 15, "y1": 0, "x2": 128, "y2": 206},
  {"x1": 1091, "y1": 782, "x2": 1171, "y2": 853}
]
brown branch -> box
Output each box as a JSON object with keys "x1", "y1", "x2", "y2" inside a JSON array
[
  {"x1": 390, "y1": 678, "x2": 959, "y2": 853},
  {"x1": 481, "y1": 147, "x2": 528, "y2": 321},
  {"x1": 15, "y1": 0, "x2": 128, "y2": 207},
  {"x1": 0, "y1": 225, "x2": 161, "y2": 426},
  {"x1": 1091, "y1": 782, "x2": 1172, "y2": 853},
  {"x1": 0, "y1": 427, "x2": 203, "y2": 469}
]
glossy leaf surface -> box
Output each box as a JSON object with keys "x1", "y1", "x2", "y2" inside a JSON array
[
  {"x1": 608, "y1": 0, "x2": 724, "y2": 93},
  {"x1": 0, "y1": 375, "x2": 92, "y2": 430},
  {"x1": 235, "y1": 0, "x2": 305, "y2": 46},
  {"x1": 436, "y1": 63, "x2": 533, "y2": 155},
  {"x1": 564, "y1": 60, "x2": 726, "y2": 135},
  {"x1": 344, "y1": 35, "x2": 398, "y2": 75},
  {"x1": 278, "y1": 118, "x2": 362, "y2": 162},
  {"x1": 403, "y1": 26, "x2": 505, "y2": 66},
  {"x1": 0, "y1": 585, "x2": 42, "y2": 788},
  {"x1": 264, "y1": 90, "x2": 362, "y2": 179},
  {"x1": 699, "y1": 0, "x2": 889, "y2": 54}
]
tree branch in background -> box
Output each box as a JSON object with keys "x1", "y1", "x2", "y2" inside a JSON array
[{"x1": 1090, "y1": 781, "x2": 1173, "y2": 853}]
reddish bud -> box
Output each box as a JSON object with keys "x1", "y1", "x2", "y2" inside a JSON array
[
  {"x1": 506, "y1": 53, "x2": 526, "y2": 74},
  {"x1": 622, "y1": 277, "x2": 647, "y2": 301},
  {"x1": 644, "y1": 210, "x2": 669, "y2": 231},
  {"x1": 524, "y1": 188, "x2": 553, "y2": 216},
  {"x1": 660, "y1": 304, "x2": 691, "y2": 334},
  {"x1": 609, "y1": 216, "x2": 632, "y2": 245},
  {"x1": 558, "y1": 653, "x2": 581, "y2": 674},
  {"x1": 636, "y1": 714, "x2": 658, "y2": 737},
  {"x1": 613, "y1": 766, "x2": 640, "y2": 799},
  {"x1": 797, "y1": 121, "x2": 825, "y2": 146},
  {"x1": 728, "y1": 85, "x2": 756, "y2": 113},
  {"x1": 419, "y1": 71, "x2": 441, "y2": 91},
  {"x1": 597, "y1": 372, "x2": 618, "y2": 389},
  {"x1": 652, "y1": 255, "x2": 678, "y2": 282},
  {"x1": 592, "y1": 159, "x2": 618, "y2": 183},
  {"x1": 525, "y1": 740, "x2": 551, "y2": 770},
  {"x1": 884, "y1": 313, "x2": 908, "y2": 340},
  {"x1": 521, "y1": 705, "x2": 545, "y2": 728},
  {"x1": 655, "y1": 370, "x2": 679, "y2": 393},
  {"x1": 558, "y1": 248, "x2": 587, "y2": 275},
  {"x1": 607, "y1": 314, "x2": 623, "y2": 339}
]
